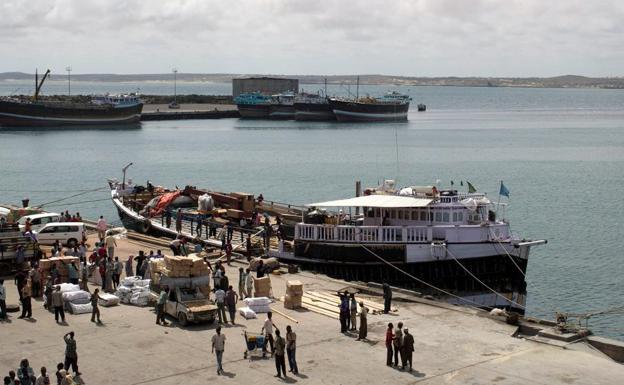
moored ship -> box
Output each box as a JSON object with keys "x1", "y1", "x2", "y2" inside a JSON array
[
  {"x1": 0, "y1": 70, "x2": 143, "y2": 127},
  {"x1": 329, "y1": 91, "x2": 411, "y2": 122},
  {"x1": 294, "y1": 93, "x2": 335, "y2": 121},
  {"x1": 276, "y1": 180, "x2": 546, "y2": 312},
  {"x1": 234, "y1": 92, "x2": 273, "y2": 119},
  {"x1": 269, "y1": 91, "x2": 296, "y2": 120}
]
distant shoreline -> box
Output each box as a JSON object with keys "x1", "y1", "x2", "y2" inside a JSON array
[{"x1": 1, "y1": 72, "x2": 624, "y2": 89}]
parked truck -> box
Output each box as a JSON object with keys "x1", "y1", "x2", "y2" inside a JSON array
[{"x1": 151, "y1": 272, "x2": 217, "y2": 326}]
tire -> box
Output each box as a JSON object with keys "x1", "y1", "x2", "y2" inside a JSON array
[
  {"x1": 178, "y1": 312, "x2": 188, "y2": 327},
  {"x1": 6, "y1": 304, "x2": 20, "y2": 313},
  {"x1": 137, "y1": 219, "x2": 151, "y2": 234},
  {"x1": 67, "y1": 238, "x2": 77, "y2": 248}
]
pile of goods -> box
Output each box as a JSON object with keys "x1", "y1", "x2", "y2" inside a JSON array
[
  {"x1": 38, "y1": 256, "x2": 79, "y2": 285},
  {"x1": 151, "y1": 255, "x2": 211, "y2": 296},
  {"x1": 249, "y1": 257, "x2": 280, "y2": 273},
  {"x1": 114, "y1": 276, "x2": 151, "y2": 306},
  {"x1": 51, "y1": 283, "x2": 92, "y2": 315},
  {"x1": 238, "y1": 296, "x2": 272, "y2": 318},
  {"x1": 284, "y1": 280, "x2": 303, "y2": 309},
  {"x1": 98, "y1": 292, "x2": 121, "y2": 307},
  {"x1": 253, "y1": 276, "x2": 272, "y2": 298}
]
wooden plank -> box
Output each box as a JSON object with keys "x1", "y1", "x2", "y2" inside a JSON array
[{"x1": 311, "y1": 290, "x2": 388, "y2": 312}]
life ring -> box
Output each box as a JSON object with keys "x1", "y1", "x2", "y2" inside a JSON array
[{"x1": 137, "y1": 218, "x2": 151, "y2": 234}]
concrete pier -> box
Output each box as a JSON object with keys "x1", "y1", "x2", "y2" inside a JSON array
[{"x1": 1, "y1": 232, "x2": 623, "y2": 385}]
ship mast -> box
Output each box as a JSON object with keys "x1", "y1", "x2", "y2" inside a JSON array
[{"x1": 356, "y1": 76, "x2": 360, "y2": 100}]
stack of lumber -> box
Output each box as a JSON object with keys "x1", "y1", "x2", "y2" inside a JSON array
[
  {"x1": 254, "y1": 276, "x2": 272, "y2": 298},
  {"x1": 39, "y1": 256, "x2": 79, "y2": 283},
  {"x1": 316, "y1": 290, "x2": 394, "y2": 313},
  {"x1": 284, "y1": 280, "x2": 303, "y2": 309},
  {"x1": 297, "y1": 290, "x2": 394, "y2": 319},
  {"x1": 162, "y1": 255, "x2": 209, "y2": 278}
]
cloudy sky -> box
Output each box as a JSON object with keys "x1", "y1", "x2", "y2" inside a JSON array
[{"x1": 1, "y1": 0, "x2": 623, "y2": 77}]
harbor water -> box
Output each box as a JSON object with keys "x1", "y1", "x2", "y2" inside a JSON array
[{"x1": 1, "y1": 83, "x2": 623, "y2": 339}]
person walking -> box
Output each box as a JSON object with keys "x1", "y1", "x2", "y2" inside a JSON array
[
  {"x1": 0, "y1": 279, "x2": 7, "y2": 320},
  {"x1": 113, "y1": 257, "x2": 122, "y2": 290},
  {"x1": 238, "y1": 267, "x2": 246, "y2": 299},
  {"x1": 51, "y1": 286, "x2": 65, "y2": 323},
  {"x1": 245, "y1": 268, "x2": 253, "y2": 298},
  {"x1": 261, "y1": 311, "x2": 276, "y2": 356},
  {"x1": 382, "y1": 283, "x2": 392, "y2": 314},
  {"x1": 225, "y1": 241, "x2": 232, "y2": 266},
  {"x1": 105, "y1": 234, "x2": 116, "y2": 263},
  {"x1": 274, "y1": 329, "x2": 287, "y2": 378},
  {"x1": 18, "y1": 282, "x2": 32, "y2": 319},
  {"x1": 211, "y1": 326, "x2": 226, "y2": 375},
  {"x1": 225, "y1": 286, "x2": 238, "y2": 325},
  {"x1": 90, "y1": 289, "x2": 101, "y2": 324},
  {"x1": 156, "y1": 287, "x2": 169, "y2": 326},
  {"x1": 15, "y1": 269, "x2": 27, "y2": 302},
  {"x1": 356, "y1": 301, "x2": 368, "y2": 341},
  {"x1": 214, "y1": 287, "x2": 227, "y2": 324},
  {"x1": 394, "y1": 322, "x2": 404, "y2": 367},
  {"x1": 63, "y1": 332, "x2": 81, "y2": 376},
  {"x1": 96, "y1": 216, "x2": 107, "y2": 241},
  {"x1": 338, "y1": 292, "x2": 349, "y2": 333},
  {"x1": 286, "y1": 325, "x2": 299, "y2": 375},
  {"x1": 385, "y1": 323, "x2": 394, "y2": 367},
  {"x1": 349, "y1": 293, "x2": 358, "y2": 331},
  {"x1": 402, "y1": 328, "x2": 415, "y2": 372}
]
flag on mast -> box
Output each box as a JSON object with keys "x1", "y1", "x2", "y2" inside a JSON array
[
  {"x1": 467, "y1": 181, "x2": 477, "y2": 193},
  {"x1": 499, "y1": 181, "x2": 510, "y2": 197}
]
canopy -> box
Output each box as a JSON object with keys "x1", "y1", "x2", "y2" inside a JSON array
[{"x1": 306, "y1": 195, "x2": 432, "y2": 208}]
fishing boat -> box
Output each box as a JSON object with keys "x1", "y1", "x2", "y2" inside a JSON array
[
  {"x1": 0, "y1": 70, "x2": 143, "y2": 127},
  {"x1": 234, "y1": 92, "x2": 273, "y2": 119},
  {"x1": 274, "y1": 180, "x2": 546, "y2": 312}
]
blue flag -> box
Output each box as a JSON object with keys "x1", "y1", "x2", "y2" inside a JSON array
[{"x1": 499, "y1": 181, "x2": 510, "y2": 197}]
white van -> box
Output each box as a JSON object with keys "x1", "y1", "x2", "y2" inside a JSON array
[
  {"x1": 18, "y1": 212, "x2": 62, "y2": 232},
  {"x1": 35, "y1": 222, "x2": 86, "y2": 247}
]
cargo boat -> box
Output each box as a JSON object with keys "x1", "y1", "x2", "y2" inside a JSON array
[
  {"x1": 234, "y1": 92, "x2": 272, "y2": 119},
  {"x1": 0, "y1": 70, "x2": 143, "y2": 127},
  {"x1": 294, "y1": 93, "x2": 335, "y2": 121},
  {"x1": 269, "y1": 91, "x2": 295, "y2": 120},
  {"x1": 329, "y1": 91, "x2": 411, "y2": 122},
  {"x1": 274, "y1": 180, "x2": 546, "y2": 312}
]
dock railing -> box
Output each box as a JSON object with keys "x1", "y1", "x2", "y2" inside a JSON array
[{"x1": 295, "y1": 223, "x2": 432, "y2": 243}]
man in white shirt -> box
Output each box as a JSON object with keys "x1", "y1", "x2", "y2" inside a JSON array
[
  {"x1": 214, "y1": 288, "x2": 227, "y2": 324},
  {"x1": 211, "y1": 326, "x2": 226, "y2": 375},
  {"x1": 35, "y1": 366, "x2": 50, "y2": 385},
  {"x1": 96, "y1": 216, "x2": 107, "y2": 241},
  {"x1": 261, "y1": 311, "x2": 276, "y2": 356}
]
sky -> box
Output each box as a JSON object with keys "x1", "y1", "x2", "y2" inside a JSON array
[{"x1": 1, "y1": 0, "x2": 623, "y2": 77}]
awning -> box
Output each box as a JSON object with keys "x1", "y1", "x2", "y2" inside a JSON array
[{"x1": 306, "y1": 195, "x2": 433, "y2": 208}]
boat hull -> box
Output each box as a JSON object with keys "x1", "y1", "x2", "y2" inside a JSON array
[
  {"x1": 269, "y1": 105, "x2": 295, "y2": 120},
  {"x1": 237, "y1": 104, "x2": 271, "y2": 119},
  {"x1": 0, "y1": 100, "x2": 143, "y2": 127},
  {"x1": 294, "y1": 102, "x2": 336, "y2": 121},
  {"x1": 329, "y1": 99, "x2": 410, "y2": 122}
]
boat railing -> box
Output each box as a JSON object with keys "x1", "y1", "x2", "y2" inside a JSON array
[{"x1": 295, "y1": 223, "x2": 432, "y2": 243}]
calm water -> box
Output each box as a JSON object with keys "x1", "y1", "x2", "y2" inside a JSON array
[{"x1": 1, "y1": 84, "x2": 623, "y2": 339}]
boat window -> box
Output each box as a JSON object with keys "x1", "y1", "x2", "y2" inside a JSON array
[
  {"x1": 452, "y1": 212, "x2": 458, "y2": 222},
  {"x1": 398, "y1": 210, "x2": 403, "y2": 220},
  {"x1": 443, "y1": 212, "x2": 450, "y2": 222},
  {"x1": 390, "y1": 210, "x2": 396, "y2": 219},
  {"x1": 411, "y1": 210, "x2": 418, "y2": 220},
  {"x1": 435, "y1": 212, "x2": 442, "y2": 222},
  {"x1": 458, "y1": 212, "x2": 463, "y2": 222},
  {"x1": 420, "y1": 211, "x2": 427, "y2": 221}
]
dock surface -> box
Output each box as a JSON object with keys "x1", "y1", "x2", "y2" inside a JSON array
[{"x1": 1, "y1": 233, "x2": 622, "y2": 385}]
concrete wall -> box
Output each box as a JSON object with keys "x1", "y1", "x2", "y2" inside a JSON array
[{"x1": 232, "y1": 77, "x2": 299, "y2": 97}]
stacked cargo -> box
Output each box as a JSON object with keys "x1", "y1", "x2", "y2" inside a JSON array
[
  {"x1": 284, "y1": 280, "x2": 303, "y2": 309},
  {"x1": 39, "y1": 256, "x2": 79, "y2": 284},
  {"x1": 253, "y1": 276, "x2": 272, "y2": 298},
  {"x1": 153, "y1": 255, "x2": 211, "y2": 297}
]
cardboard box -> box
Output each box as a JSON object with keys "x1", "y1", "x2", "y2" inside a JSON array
[
  {"x1": 286, "y1": 280, "x2": 303, "y2": 295},
  {"x1": 227, "y1": 209, "x2": 244, "y2": 220}
]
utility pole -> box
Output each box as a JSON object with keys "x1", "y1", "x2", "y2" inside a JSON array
[
  {"x1": 172, "y1": 68, "x2": 178, "y2": 103},
  {"x1": 66, "y1": 66, "x2": 72, "y2": 96}
]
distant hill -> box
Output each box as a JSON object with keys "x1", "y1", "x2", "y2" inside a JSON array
[{"x1": 1, "y1": 72, "x2": 623, "y2": 89}]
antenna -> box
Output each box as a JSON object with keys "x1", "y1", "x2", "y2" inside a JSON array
[
  {"x1": 65, "y1": 66, "x2": 72, "y2": 96},
  {"x1": 395, "y1": 126, "x2": 399, "y2": 182}
]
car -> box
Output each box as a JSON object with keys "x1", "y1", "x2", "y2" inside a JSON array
[
  {"x1": 34, "y1": 222, "x2": 86, "y2": 247},
  {"x1": 18, "y1": 212, "x2": 62, "y2": 232}
]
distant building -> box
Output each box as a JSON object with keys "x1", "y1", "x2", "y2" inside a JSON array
[{"x1": 232, "y1": 77, "x2": 299, "y2": 97}]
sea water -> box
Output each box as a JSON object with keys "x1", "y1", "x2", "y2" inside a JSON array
[{"x1": 1, "y1": 83, "x2": 623, "y2": 339}]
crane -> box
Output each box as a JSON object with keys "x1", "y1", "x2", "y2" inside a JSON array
[{"x1": 34, "y1": 68, "x2": 51, "y2": 101}]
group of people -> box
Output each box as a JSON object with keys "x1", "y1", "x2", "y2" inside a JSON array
[
  {"x1": 385, "y1": 322, "x2": 415, "y2": 372},
  {"x1": 337, "y1": 291, "x2": 369, "y2": 341},
  {"x1": 209, "y1": 311, "x2": 299, "y2": 378},
  {"x1": 3, "y1": 332, "x2": 81, "y2": 385}
]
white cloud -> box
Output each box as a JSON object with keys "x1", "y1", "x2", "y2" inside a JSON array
[{"x1": 0, "y1": 0, "x2": 622, "y2": 76}]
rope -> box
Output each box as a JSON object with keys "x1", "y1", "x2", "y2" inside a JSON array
[
  {"x1": 44, "y1": 197, "x2": 111, "y2": 208},
  {"x1": 39, "y1": 187, "x2": 108, "y2": 207},
  {"x1": 0, "y1": 187, "x2": 108, "y2": 193},
  {"x1": 360, "y1": 245, "x2": 492, "y2": 310},
  {"x1": 445, "y1": 246, "x2": 527, "y2": 310}
]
